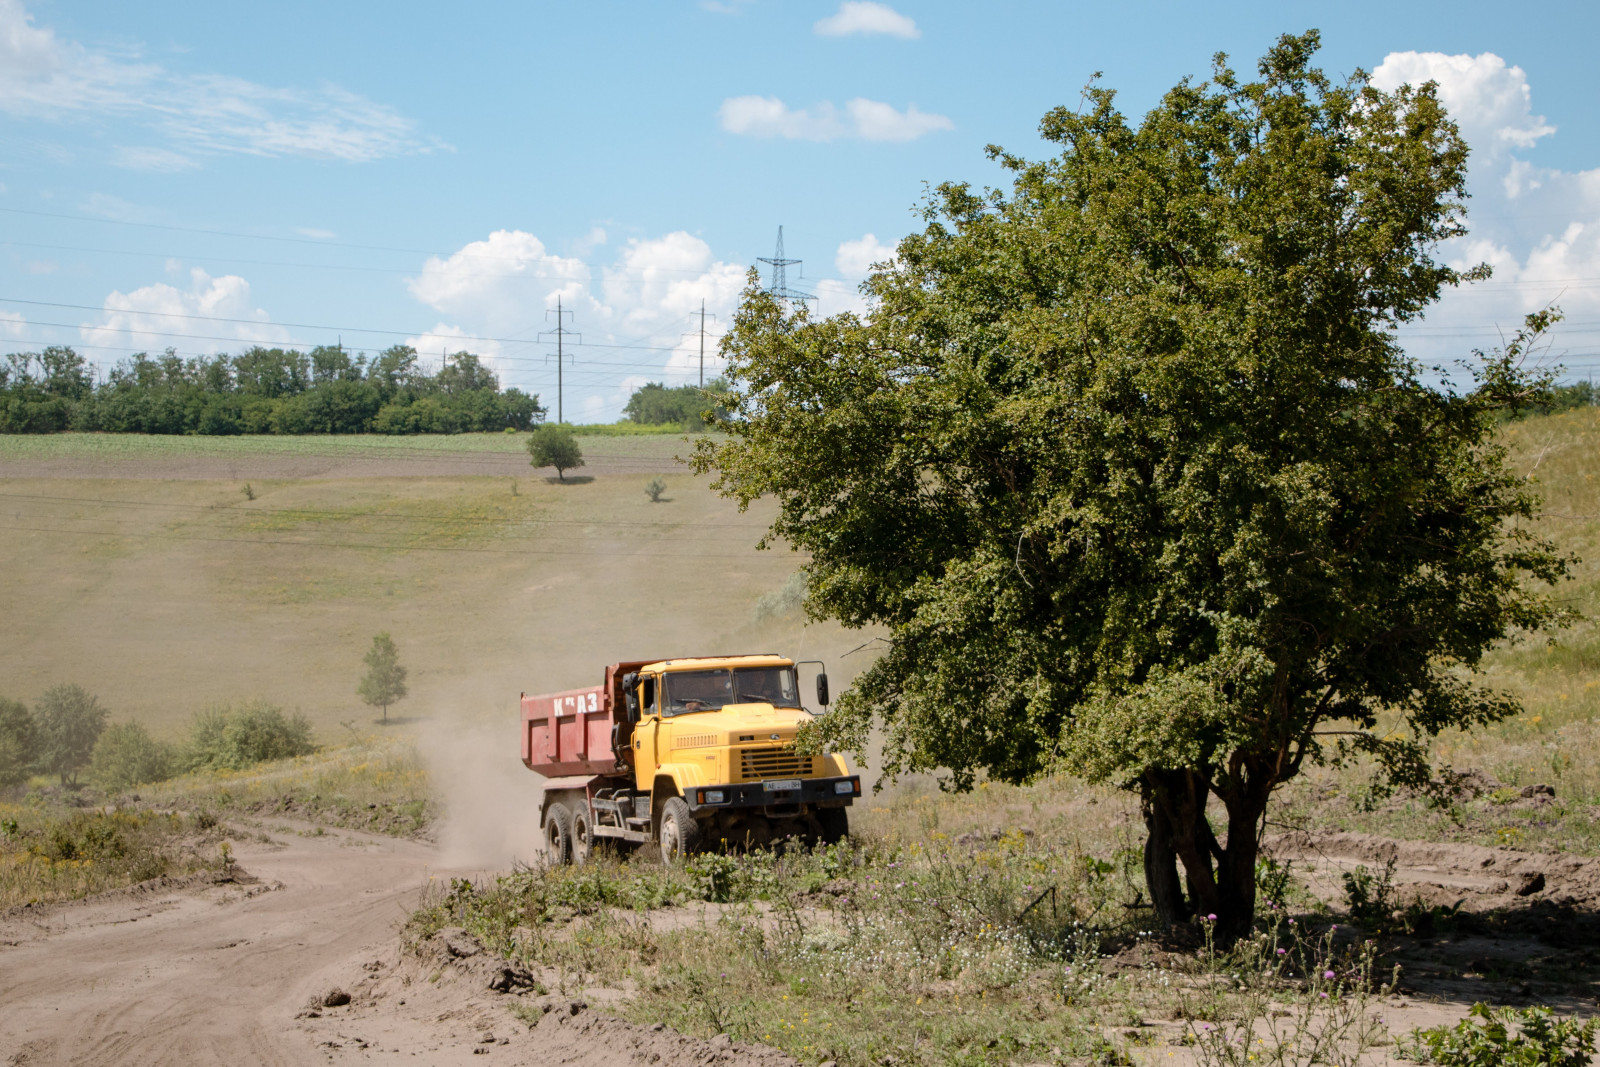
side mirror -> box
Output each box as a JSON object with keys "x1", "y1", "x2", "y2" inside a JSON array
[
  {"x1": 816, "y1": 673, "x2": 830, "y2": 707},
  {"x1": 622, "y1": 673, "x2": 640, "y2": 723}
]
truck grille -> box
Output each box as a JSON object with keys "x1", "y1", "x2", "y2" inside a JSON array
[{"x1": 738, "y1": 746, "x2": 815, "y2": 781}]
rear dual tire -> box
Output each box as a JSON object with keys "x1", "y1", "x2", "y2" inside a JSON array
[
  {"x1": 544, "y1": 799, "x2": 596, "y2": 866},
  {"x1": 544, "y1": 802, "x2": 575, "y2": 865}
]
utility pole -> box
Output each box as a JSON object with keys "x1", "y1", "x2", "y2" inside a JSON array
[
  {"x1": 684, "y1": 299, "x2": 718, "y2": 387},
  {"x1": 539, "y1": 296, "x2": 580, "y2": 423}
]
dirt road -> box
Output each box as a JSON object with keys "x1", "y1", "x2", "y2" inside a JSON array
[
  {"x1": 0, "y1": 826, "x2": 790, "y2": 1067},
  {"x1": 0, "y1": 826, "x2": 443, "y2": 1064}
]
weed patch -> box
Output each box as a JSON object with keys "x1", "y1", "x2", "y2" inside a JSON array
[
  {"x1": 409, "y1": 827, "x2": 1401, "y2": 1067},
  {"x1": 0, "y1": 805, "x2": 222, "y2": 908}
]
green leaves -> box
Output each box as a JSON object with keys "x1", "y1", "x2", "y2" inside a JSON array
[{"x1": 1399, "y1": 1004, "x2": 1598, "y2": 1067}]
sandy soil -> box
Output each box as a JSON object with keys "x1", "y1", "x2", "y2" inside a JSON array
[
  {"x1": 1268, "y1": 830, "x2": 1600, "y2": 1012},
  {"x1": 0, "y1": 824, "x2": 791, "y2": 1067}
]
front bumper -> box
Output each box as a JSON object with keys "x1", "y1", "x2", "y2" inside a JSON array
[{"x1": 685, "y1": 775, "x2": 860, "y2": 812}]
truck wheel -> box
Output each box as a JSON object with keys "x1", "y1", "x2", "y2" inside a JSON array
[
  {"x1": 818, "y1": 807, "x2": 849, "y2": 845},
  {"x1": 569, "y1": 803, "x2": 594, "y2": 866},
  {"x1": 658, "y1": 797, "x2": 702, "y2": 864},
  {"x1": 544, "y1": 803, "x2": 575, "y2": 866}
]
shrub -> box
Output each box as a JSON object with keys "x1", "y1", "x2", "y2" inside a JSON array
[
  {"x1": 1398, "y1": 1003, "x2": 1597, "y2": 1066},
  {"x1": 90, "y1": 722, "x2": 179, "y2": 791},
  {"x1": 753, "y1": 571, "x2": 807, "y2": 621},
  {"x1": 33, "y1": 684, "x2": 109, "y2": 786},
  {"x1": 623, "y1": 381, "x2": 717, "y2": 428},
  {"x1": 645, "y1": 477, "x2": 667, "y2": 502},
  {"x1": 0, "y1": 697, "x2": 36, "y2": 789},
  {"x1": 185, "y1": 701, "x2": 316, "y2": 771}
]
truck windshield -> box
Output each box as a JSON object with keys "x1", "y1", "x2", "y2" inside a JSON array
[{"x1": 662, "y1": 667, "x2": 799, "y2": 716}]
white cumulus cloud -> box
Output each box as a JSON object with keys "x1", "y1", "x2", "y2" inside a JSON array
[
  {"x1": 719, "y1": 95, "x2": 950, "y2": 142},
  {"x1": 88, "y1": 269, "x2": 289, "y2": 352},
  {"x1": 835, "y1": 233, "x2": 895, "y2": 277},
  {"x1": 0, "y1": 0, "x2": 438, "y2": 165},
  {"x1": 1371, "y1": 51, "x2": 1600, "y2": 380},
  {"x1": 845, "y1": 98, "x2": 951, "y2": 141},
  {"x1": 719, "y1": 96, "x2": 844, "y2": 141},
  {"x1": 814, "y1": 2, "x2": 920, "y2": 38},
  {"x1": 1372, "y1": 51, "x2": 1554, "y2": 157},
  {"x1": 602, "y1": 232, "x2": 745, "y2": 334},
  {"x1": 408, "y1": 230, "x2": 594, "y2": 323},
  {"x1": 0, "y1": 311, "x2": 26, "y2": 341},
  {"x1": 404, "y1": 230, "x2": 753, "y2": 416}
]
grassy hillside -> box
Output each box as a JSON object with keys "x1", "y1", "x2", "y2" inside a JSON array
[
  {"x1": 3, "y1": 410, "x2": 1599, "y2": 804},
  {"x1": 0, "y1": 433, "x2": 869, "y2": 740}
]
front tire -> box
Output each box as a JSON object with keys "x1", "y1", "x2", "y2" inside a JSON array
[
  {"x1": 818, "y1": 807, "x2": 849, "y2": 845},
  {"x1": 658, "y1": 797, "x2": 702, "y2": 864},
  {"x1": 544, "y1": 803, "x2": 575, "y2": 866}
]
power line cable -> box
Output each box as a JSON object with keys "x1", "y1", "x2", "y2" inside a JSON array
[
  {"x1": 0, "y1": 298, "x2": 703, "y2": 353},
  {"x1": 0, "y1": 205, "x2": 771, "y2": 279}
]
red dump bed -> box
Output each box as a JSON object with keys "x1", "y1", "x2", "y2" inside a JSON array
[{"x1": 521, "y1": 684, "x2": 613, "y2": 776}]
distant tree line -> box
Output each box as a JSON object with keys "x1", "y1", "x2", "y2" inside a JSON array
[
  {"x1": 0, "y1": 344, "x2": 544, "y2": 434},
  {"x1": 622, "y1": 379, "x2": 726, "y2": 428},
  {"x1": 0, "y1": 684, "x2": 315, "y2": 793}
]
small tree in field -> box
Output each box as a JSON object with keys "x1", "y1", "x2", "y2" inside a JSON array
[
  {"x1": 358, "y1": 632, "x2": 409, "y2": 724},
  {"x1": 33, "y1": 684, "x2": 108, "y2": 787},
  {"x1": 526, "y1": 422, "x2": 585, "y2": 481},
  {"x1": 0, "y1": 697, "x2": 36, "y2": 789}
]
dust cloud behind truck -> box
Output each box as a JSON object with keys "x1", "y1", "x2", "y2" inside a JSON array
[{"x1": 521, "y1": 654, "x2": 859, "y2": 863}]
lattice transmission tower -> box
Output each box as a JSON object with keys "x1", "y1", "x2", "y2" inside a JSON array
[{"x1": 757, "y1": 226, "x2": 815, "y2": 304}]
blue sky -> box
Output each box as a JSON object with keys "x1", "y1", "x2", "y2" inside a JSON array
[{"x1": 2, "y1": 0, "x2": 1597, "y2": 419}]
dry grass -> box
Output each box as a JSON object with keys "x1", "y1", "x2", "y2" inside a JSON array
[
  {"x1": 0, "y1": 737, "x2": 436, "y2": 908},
  {"x1": 0, "y1": 805, "x2": 223, "y2": 909},
  {"x1": 137, "y1": 735, "x2": 435, "y2": 836}
]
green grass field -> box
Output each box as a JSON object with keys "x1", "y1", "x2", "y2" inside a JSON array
[{"x1": 0, "y1": 432, "x2": 869, "y2": 742}]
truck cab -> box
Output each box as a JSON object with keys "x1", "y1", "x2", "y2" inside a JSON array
[{"x1": 521, "y1": 654, "x2": 858, "y2": 864}]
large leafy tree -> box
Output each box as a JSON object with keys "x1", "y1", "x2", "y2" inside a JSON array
[{"x1": 693, "y1": 33, "x2": 1570, "y2": 940}]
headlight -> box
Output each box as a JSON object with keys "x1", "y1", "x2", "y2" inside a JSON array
[
  {"x1": 702, "y1": 789, "x2": 726, "y2": 804},
  {"x1": 834, "y1": 781, "x2": 855, "y2": 795}
]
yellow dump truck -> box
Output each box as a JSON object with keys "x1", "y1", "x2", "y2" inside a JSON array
[{"x1": 520, "y1": 654, "x2": 858, "y2": 863}]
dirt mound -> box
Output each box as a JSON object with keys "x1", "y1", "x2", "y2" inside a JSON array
[
  {"x1": 410, "y1": 926, "x2": 544, "y2": 994},
  {"x1": 1266, "y1": 829, "x2": 1600, "y2": 912},
  {"x1": 0, "y1": 863, "x2": 262, "y2": 921},
  {"x1": 521, "y1": 1001, "x2": 798, "y2": 1067}
]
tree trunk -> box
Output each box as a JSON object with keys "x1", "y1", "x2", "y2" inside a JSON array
[
  {"x1": 1142, "y1": 793, "x2": 1190, "y2": 927},
  {"x1": 1141, "y1": 767, "x2": 1267, "y2": 945},
  {"x1": 1213, "y1": 791, "x2": 1268, "y2": 944}
]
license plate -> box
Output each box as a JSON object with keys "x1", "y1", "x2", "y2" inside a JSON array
[{"x1": 762, "y1": 779, "x2": 801, "y2": 792}]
